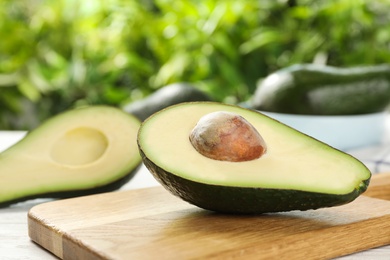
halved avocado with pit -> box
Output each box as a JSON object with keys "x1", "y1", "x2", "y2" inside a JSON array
[
  {"x1": 0, "y1": 106, "x2": 141, "y2": 207},
  {"x1": 137, "y1": 102, "x2": 371, "y2": 214}
]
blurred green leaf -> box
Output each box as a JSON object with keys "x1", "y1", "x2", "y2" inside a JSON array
[
  {"x1": 240, "y1": 28, "x2": 283, "y2": 55},
  {"x1": 1, "y1": 0, "x2": 390, "y2": 130},
  {"x1": 18, "y1": 78, "x2": 41, "y2": 102}
]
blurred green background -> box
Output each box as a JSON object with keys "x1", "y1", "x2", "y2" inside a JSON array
[{"x1": 1, "y1": 0, "x2": 390, "y2": 130}]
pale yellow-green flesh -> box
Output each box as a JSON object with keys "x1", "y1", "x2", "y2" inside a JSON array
[
  {"x1": 0, "y1": 106, "x2": 141, "y2": 202},
  {"x1": 139, "y1": 103, "x2": 370, "y2": 195}
]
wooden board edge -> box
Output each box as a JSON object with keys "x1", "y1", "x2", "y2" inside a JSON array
[
  {"x1": 62, "y1": 232, "x2": 111, "y2": 260},
  {"x1": 28, "y1": 210, "x2": 64, "y2": 259}
]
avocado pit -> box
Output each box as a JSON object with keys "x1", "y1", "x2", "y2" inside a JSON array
[{"x1": 189, "y1": 111, "x2": 267, "y2": 162}]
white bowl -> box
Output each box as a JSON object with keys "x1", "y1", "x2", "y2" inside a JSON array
[{"x1": 260, "y1": 111, "x2": 386, "y2": 151}]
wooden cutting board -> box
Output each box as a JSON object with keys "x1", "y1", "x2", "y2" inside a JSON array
[{"x1": 28, "y1": 173, "x2": 390, "y2": 260}]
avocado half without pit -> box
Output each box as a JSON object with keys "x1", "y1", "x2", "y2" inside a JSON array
[
  {"x1": 0, "y1": 106, "x2": 141, "y2": 207},
  {"x1": 137, "y1": 102, "x2": 371, "y2": 214}
]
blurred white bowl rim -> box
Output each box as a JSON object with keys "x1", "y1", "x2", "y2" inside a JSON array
[{"x1": 259, "y1": 110, "x2": 386, "y2": 151}]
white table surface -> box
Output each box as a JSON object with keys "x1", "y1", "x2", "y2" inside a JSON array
[{"x1": 1, "y1": 130, "x2": 390, "y2": 260}]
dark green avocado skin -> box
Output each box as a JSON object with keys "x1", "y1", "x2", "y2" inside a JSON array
[
  {"x1": 251, "y1": 64, "x2": 390, "y2": 115},
  {"x1": 140, "y1": 148, "x2": 370, "y2": 214},
  {"x1": 0, "y1": 164, "x2": 141, "y2": 208},
  {"x1": 123, "y1": 83, "x2": 212, "y2": 121}
]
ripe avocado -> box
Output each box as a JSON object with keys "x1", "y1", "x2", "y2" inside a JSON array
[
  {"x1": 123, "y1": 82, "x2": 212, "y2": 121},
  {"x1": 0, "y1": 106, "x2": 141, "y2": 207},
  {"x1": 138, "y1": 102, "x2": 371, "y2": 214},
  {"x1": 251, "y1": 64, "x2": 390, "y2": 115}
]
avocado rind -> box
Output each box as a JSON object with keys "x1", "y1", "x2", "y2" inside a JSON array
[{"x1": 140, "y1": 148, "x2": 370, "y2": 214}]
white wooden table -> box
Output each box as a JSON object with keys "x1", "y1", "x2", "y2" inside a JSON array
[{"x1": 1, "y1": 131, "x2": 390, "y2": 260}]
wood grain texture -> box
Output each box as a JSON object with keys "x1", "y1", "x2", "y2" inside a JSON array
[
  {"x1": 364, "y1": 172, "x2": 390, "y2": 200},
  {"x1": 28, "y1": 174, "x2": 390, "y2": 260}
]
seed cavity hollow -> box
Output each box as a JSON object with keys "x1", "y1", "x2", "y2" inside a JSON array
[{"x1": 51, "y1": 127, "x2": 108, "y2": 166}]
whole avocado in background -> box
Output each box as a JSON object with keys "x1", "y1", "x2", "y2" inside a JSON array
[
  {"x1": 251, "y1": 64, "x2": 390, "y2": 115},
  {"x1": 123, "y1": 82, "x2": 213, "y2": 121}
]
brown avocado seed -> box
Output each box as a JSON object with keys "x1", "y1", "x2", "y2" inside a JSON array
[{"x1": 189, "y1": 111, "x2": 267, "y2": 162}]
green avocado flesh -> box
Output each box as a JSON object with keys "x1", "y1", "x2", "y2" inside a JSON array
[
  {"x1": 138, "y1": 102, "x2": 371, "y2": 214},
  {"x1": 0, "y1": 106, "x2": 141, "y2": 207}
]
